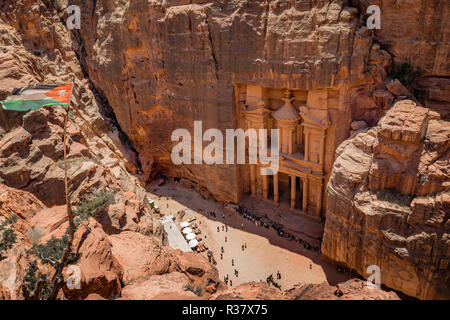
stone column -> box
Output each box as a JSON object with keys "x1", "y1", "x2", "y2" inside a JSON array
[
  {"x1": 288, "y1": 128, "x2": 293, "y2": 154},
  {"x1": 290, "y1": 176, "x2": 296, "y2": 209},
  {"x1": 302, "y1": 178, "x2": 308, "y2": 212},
  {"x1": 297, "y1": 125, "x2": 302, "y2": 151},
  {"x1": 319, "y1": 133, "x2": 325, "y2": 165},
  {"x1": 250, "y1": 165, "x2": 256, "y2": 196},
  {"x1": 317, "y1": 183, "x2": 323, "y2": 216},
  {"x1": 274, "y1": 173, "x2": 279, "y2": 204},
  {"x1": 263, "y1": 175, "x2": 268, "y2": 200},
  {"x1": 304, "y1": 131, "x2": 310, "y2": 161}
]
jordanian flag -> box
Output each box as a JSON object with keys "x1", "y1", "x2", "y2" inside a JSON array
[{"x1": 0, "y1": 83, "x2": 73, "y2": 112}]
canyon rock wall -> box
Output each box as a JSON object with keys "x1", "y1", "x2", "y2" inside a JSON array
[
  {"x1": 322, "y1": 100, "x2": 450, "y2": 300},
  {"x1": 72, "y1": 0, "x2": 449, "y2": 205},
  {"x1": 0, "y1": 0, "x2": 220, "y2": 300},
  {"x1": 353, "y1": 0, "x2": 449, "y2": 77},
  {"x1": 72, "y1": 0, "x2": 383, "y2": 202}
]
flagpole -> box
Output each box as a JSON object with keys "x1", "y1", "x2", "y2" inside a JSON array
[
  {"x1": 64, "y1": 82, "x2": 75, "y2": 242},
  {"x1": 48, "y1": 82, "x2": 75, "y2": 300},
  {"x1": 63, "y1": 83, "x2": 73, "y2": 221}
]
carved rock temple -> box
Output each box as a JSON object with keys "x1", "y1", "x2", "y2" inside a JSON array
[{"x1": 235, "y1": 85, "x2": 333, "y2": 219}]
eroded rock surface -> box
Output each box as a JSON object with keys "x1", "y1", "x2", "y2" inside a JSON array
[
  {"x1": 322, "y1": 101, "x2": 450, "y2": 300},
  {"x1": 212, "y1": 282, "x2": 287, "y2": 300},
  {"x1": 285, "y1": 279, "x2": 400, "y2": 300}
]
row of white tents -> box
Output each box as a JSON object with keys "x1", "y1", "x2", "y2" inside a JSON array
[{"x1": 181, "y1": 222, "x2": 199, "y2": 248}]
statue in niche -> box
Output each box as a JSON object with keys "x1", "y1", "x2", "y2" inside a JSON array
[
  {"x1": 310, "y1": 152, "x2": 319, "y2": 163},
  {"x1": 310, "y1": 194, "x2": 317, "y2": 210},
  {"x1": 310, "y1": 139, "x2": 320, "y2": 163}
]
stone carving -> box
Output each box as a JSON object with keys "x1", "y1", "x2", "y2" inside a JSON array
[{"x1": 237, "y1": 86, "x2": 329, "y2": 218}]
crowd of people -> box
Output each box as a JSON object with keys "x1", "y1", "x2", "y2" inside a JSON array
[
  {"x1": 204, "y1": 206, "x2": 323, "y2": 290},
  {"x1": 236, "y1": 206, "x2": 321, "y2": 253}
]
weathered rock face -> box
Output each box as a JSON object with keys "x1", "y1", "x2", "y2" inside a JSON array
[
  {"x1": 285, "y1": 278, "x2": 400, "y2": 300},
  {"x1": 0, "y1": 283, "x2": 10, "y2": 300},
  {"x1": 120, "y1": 272, "x2": 201, "y2": 300},
  {"x1": 0, "y1": 0, "x2": 147, "y2": 206},
  {"x1": 108, "y1": 231, "x2": 176, "y2": 285},
  {"x1": 71, "y1": 0, "x2": 381, "y2": 203},
  {"x1": 71, "y1": 0, "x2": 449, "y2": 209},
  {"x1": 211, "y1": 278, "x2": 400, "y2": 300},
  {"x1": 353, "y1": 0, "x2": 450, "y2": 77},
  {"x1": 212, "y1": 282, "x2": 287, "y2": 300},
  {"x1": 30, "y1": 206, "x2": 124, "y2": 299},
  {"x1": 0, "y1": 182, "x2": 224, "y2": 300},
  {"x1": 0, "y1": 184, "x2": 41, "y2": 299},
  {"x1": 170, "y1": 250, "x2": 222, "y2": 294},
  {"x1": 322, "y1": 100, "x2": 450, "y2": 300}
]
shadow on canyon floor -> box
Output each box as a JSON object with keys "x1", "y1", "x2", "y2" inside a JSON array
[{"x1": 147, "y1": 179, "x2": 352, "y2": 287}]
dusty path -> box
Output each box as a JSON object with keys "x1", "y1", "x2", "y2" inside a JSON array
[{"x1": 147, "y1": 181, "x2": 350, "y2": 290}]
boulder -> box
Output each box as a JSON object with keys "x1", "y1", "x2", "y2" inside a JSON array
[
  {"x1": 212, "y1": 282, "x2": 286, "y2": 300},
  {"x1": 285, "y1": 279, "x2": 400, "y2": 300},
  {"x1": 0, "y1": 127, "x2": 31, "y2": 157},
  {"x1": 100, "y1": 191, "x2": 154, "y2": 235},
  {"x1": 171, "y1": 251, "x2": 222, "y2": 294},
  {"x1": 120, "y1": 272, "x2": 201, "y2": 300},
  {"x1": 31, "y1": 206, "x2": 124, "y2": 300},
  {"x1": 108, "y1": 231, "x2": 174, "y2": 285},
  {"x1": 351, "y1": 120, "x2": 368, "y2": 131}
]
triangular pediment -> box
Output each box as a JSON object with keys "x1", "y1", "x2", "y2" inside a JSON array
[
  {"x1": 245, "y1": 106, "x2": 272, "y2": 115},
  {"x1": 300, "y1": 106, "x2": 331, "y2": 129}
]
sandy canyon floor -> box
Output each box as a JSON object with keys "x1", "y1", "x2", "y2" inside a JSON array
[{"x1": 146, "y1": 181, "x2": 350, "y2": 290}]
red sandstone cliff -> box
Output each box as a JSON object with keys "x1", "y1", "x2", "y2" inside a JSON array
[
  {"x1": 322, "y1": 100, "x2": 449, "y2": 300},
  {"x1": 68, "y1": 0, "x2": 449, "y2": 205}
]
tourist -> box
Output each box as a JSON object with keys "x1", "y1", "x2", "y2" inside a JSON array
[
  {"x1": 221, "y1": 246, "x2": 224, "y2": 253},
  {"x1": 310, "y1": 262, "x2": 312, "y2": 269},
  {"x1": 207, "y1": 250, "x2": 213, "y2": 263},
  {"x1": 231, "y1": 259, "x2": 234, "y2": 266},
  {"x1": 225, "y1": 236, "x2": 227, "y2": 242},
  {"x1": 217, "y1": 226, "x2": 220, "y2": 232}
]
